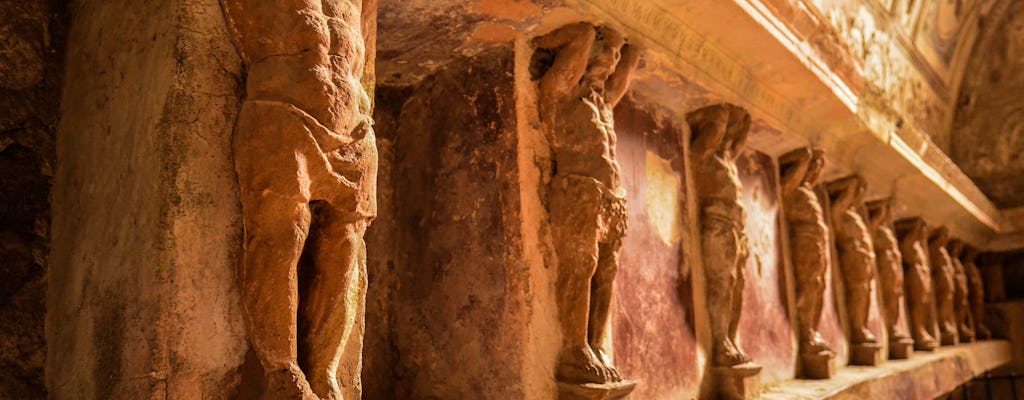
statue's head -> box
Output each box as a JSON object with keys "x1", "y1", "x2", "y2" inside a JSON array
[
  {"x1": 929, "y1": 226, "x2": 950, "y2": 246},
  {"x1": 805, "y1": 149, "x2": 826, "y2": 184},
  {"x1": 724, "y1": 106, "x2": 750, "y2": 155},
  {"x1": 852, "y1": 176, "x2": 868, "y2": 203},
  {"x1": 583, "y1": 26, "x2": 624, "y2": 90},
  {"x1": 866, "y1": 197, "x2": 893, "y2": 226},
  {"x1": 948, "y1": 238, "x2": 965, "y2": 256}
]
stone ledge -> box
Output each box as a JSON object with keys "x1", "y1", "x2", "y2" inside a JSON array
[{"x1": 759, "y1": 340, "x2": 1012, "y2": 400}]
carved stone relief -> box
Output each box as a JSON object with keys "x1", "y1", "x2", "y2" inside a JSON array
[
  {"x1": 962, "y1": 247, "x2": 992, "y2": 339},
  {"x1": 533, "y1": 22, "x2": 640, "y2": 398},
  {"x1": 779, "y1": 147, "x2": 835, "y2": 378},
  {"x1": 896, "y1": 218, "x2": 938, "y2": 351},
  {"x1": 928, "y1": 226, "x2": 959, "y2": 345},
  {"x1": 222, "y1": 1, "x2": 378, "y2": 399},
  {"x1": 688, "y1": 104, "x2": 763, "y2": 397},
  {"x1": 827, "y1": 175, "x2": 881, "y2": 366},
  {"x1": 866, "y1": 198, "x2": 914, "y2": 359}
]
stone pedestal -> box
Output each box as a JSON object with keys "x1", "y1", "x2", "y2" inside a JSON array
[
  {"x1": 850, "y1": 343, "x2": 882, "y2": 366},
  {"x1": 941, "y1": 332, "x2": 959, "y2": 346},
  {"x1": 889, "y1": 339, "x2": 914, "y2": 359},
  {"x1": 714, "y1": 363, "x2": 762, "y2": 400},
  {"x1": 557, "y1": 381, "x2": 637, "y2": 400},
  {"x1": 800, "y1": 352, "x2": 836, "y2": 379}
]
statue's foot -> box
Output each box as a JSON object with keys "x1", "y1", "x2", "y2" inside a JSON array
[
  {"x1": 592, "y1": 348, "x2": 623, "y2": 382},
  {"x1": 852, "y1": 329, "x2": 877, "y2": 345},
  {"x1": 308, "y1": 370, "x2": 343, "y2": 400},
  {"x1": 801, "y1": 332, "x2": 833, "y2": 355},
  {"x1": 557, "y1": 346, "x2": 615, "y2": 384},
  {"x1": 264, "y1": 366, "x2": 319, "y2": 400},
  {"x1": 890, "y1": 329, "x2": 912, "y2": 342},
  {"x1": 713, "y1": 339, "x2": 752, "y2": 367}
]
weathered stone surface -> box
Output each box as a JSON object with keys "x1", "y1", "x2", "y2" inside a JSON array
[
  {"x1": 952, "y1": 1, "x2": 1024, "y2": 208},
  {"x1": 364, "y1": 46, "x2": 535, "y2": 399},
  {"x1": 49, "y1": 0, "x2": 248, "y2": 398},
  {"x1": 0, "y1": 0, "x2": 65, "y2": 397}
]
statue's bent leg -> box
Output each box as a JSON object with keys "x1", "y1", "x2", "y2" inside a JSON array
[
  {"x1": 844, "y1": 251, "x2": 876, "y2": 343},
  {"x1": 794, "y1": 233, "x2": 828, "y2": 352},
  {"x1": 235, "y1": 101, "x2": 317, "y2": 399},
  {"x1": 301, "y1": 204, "x2": 368, "y2": 400},
  {"x1": 730, "y1": 232, "x2": 749, "y2": 343},
  {"x1": 550, "y1": 176, "x2": 608, "y2": 383},
  {"x1": 703, "y1": 217, "x2": 748, "y2": 366}
]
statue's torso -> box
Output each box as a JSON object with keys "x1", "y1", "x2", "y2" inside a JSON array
[{"x1": 550, "y1": 91, "x2": 621, "y2": 190}]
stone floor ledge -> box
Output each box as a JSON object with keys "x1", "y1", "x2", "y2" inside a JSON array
[{"x1": 759, "y1": 340, "x2": 1013, "y2": 399}]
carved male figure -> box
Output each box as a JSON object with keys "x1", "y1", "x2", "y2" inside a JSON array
[
  {"x1": 828, "y1": 176, "x2": 879, "y2": 348},
  {"x1": 948, "y1": 239, "x2": 975, "y2": 342},
  {"x1": 866, "y1": 199, "x2": 913, "y2": 354},
  {"x1": 534, "y1": 23, "x2": 640, "y2": 386},
  {"x1": 929, "y1": 226, "x2": 959, "y2": 345},
  {"x1": 222, "y1": 1, "x2": 377, "y2": 399},
  {"x1": 688, "y1": 104, "x2": 756, "y2": 369},
  {"x1": 780, "y1": 147, "x2": 834, "y2": 359},
  {"x1": 897, "y1": 218, "x2": 938, "y2": 350},
  {"x1": 963, "y1": 247, "x2": 992, "y2": 339},
  {"x1": 897, "y1": 219, "x2": 938, "y2": 350}
]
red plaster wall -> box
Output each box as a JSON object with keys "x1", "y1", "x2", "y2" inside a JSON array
[
  {"x1": 737, "y1": 152, "x2": 797, "y2": 382},
  {"x1": 612, "y1": 99, "x2": 699, "y2": 399}
]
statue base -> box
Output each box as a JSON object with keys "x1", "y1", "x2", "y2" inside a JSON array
[
  {"x1": 849, "y1": 343, "x2": 882, "y2": 366},
  {"x1": 959, "y1": 331, "x2": 975, "y2": 343},
  {"x1": 889, "y1": 339, "x2": 914, "y2": 359},
  {"x1": 713, "y1": 362, "x2": 762, "y2": 400},
  {"x1": 940, "y1": 332, "x2": 958, "y2": 346},
  {"x1": 800, "y1": 351, "x2": 835, "y2": 379},
  {"x1": 557, "y1": 380, "x2": 637, "y2": 400}
]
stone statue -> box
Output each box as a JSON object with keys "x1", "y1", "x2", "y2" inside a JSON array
[
  {"x1": 928, "y1": 226, "x2": 959, "y2": 345},
  {"x1": 866, "y1": 198, "x2": 914, "y2": 359},
  {"x1": 533, "y1": 23, "x2": 640, "y2": 396},
  {"x1": 947, "y1": 239, "x2": 975, "y2": 342},
  {"x1": 963, "y1": 247, "x2": 992, "y2": 340},
  {"x1": 222, "y1": 1, "x2": 377, "y2": 399},
  {"x1": 688, "y1": 104, "x2": 762, "y2": 399},
  {"x1": 827, "y1": 176, "x2": 880, "y2": 365},
  {"x1": 896, "y1": 218, "x2": 938, "y2": 351},
  {"x1": 779, "y1": 147, "x2": 835, "y2": 377}
]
